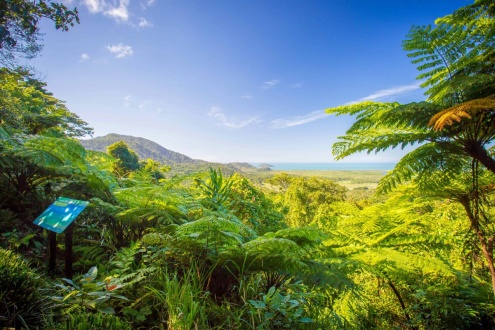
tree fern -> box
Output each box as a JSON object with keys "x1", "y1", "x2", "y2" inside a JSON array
[
  {"x1": 326, "y1": 102, "x2": 438, "y2": 161},
  {"x1": 429, "y1": 94, "x2": 495, "y2": 130}
]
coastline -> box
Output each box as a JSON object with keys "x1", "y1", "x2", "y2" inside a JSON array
[{"x1": 251, "y1": 162, "x2": 396, "y2": 171}]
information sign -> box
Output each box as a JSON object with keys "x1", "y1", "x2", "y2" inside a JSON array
[{"x1": 33, "y1": 197, "x2": 89, "y2": 233}]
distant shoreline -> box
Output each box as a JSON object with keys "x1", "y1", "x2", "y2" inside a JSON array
[{"x1": 250, "y1": 162, "x2": 396, "y2": 171}]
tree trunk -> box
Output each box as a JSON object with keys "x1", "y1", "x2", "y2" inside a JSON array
[
  {"x1": 387, "y1": 280, "x2": 412, "y2": 323},
  {"x1": 459, "y1": 195, "x2": 495, "y2": 296},
  {"x1": 477, "y1": 231, "x2": 495, "y2": 297},
  {"x1": 464, "y1": 141, "x2": 495, "y2": 175}
]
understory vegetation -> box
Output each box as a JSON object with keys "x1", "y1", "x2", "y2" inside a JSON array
[{"x1": 1, "y1": 0, "x2": 495, "y2": 329}]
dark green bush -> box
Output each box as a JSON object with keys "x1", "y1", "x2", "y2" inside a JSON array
[{"x1": 0, "y1": 248, "x2": 49, "y2": 329}]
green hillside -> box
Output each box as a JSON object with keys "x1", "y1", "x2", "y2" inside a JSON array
[
  {"x1": 80, "y1": 133, "x2": 257, "y2": 175},
  {"x1": 80, "y1": 133, "x2": 199, "y2": 164}
]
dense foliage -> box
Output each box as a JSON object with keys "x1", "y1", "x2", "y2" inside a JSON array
[
  {"x1": 326, "y1": 0, "x2": 495, "y2": 297},
  {"x1": 0, "y1": 0, "x2": 79, "y2": 66},
  {"x1": 1, "y1": 0, "x2": 495, "y2": 329}
]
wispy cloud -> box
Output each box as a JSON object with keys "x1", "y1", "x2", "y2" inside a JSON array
[
  {"x1": 80, "y1": 53, "x2": 90, "y2": 61},
  {"x1": 208, "y1": 107, "x2": 260, "y2": 129},
  {"x1": 107, "y1": 43, "x2": 133, "y2": 58},
  {"x1": 349, "y1": 82, "x2": 421, "y2": 104},
  {"x1": 123, "y1": 95, "x2": 132, "y2": 106},
  {"x1": 292, "y1": 82, "x2": 303, "y2": 88},
  {"x1": 140, "y1": 0, "x2": 155, "y2": 9},
  {"x1": 138, "y1": 100, "x2": 151, "y2": 110},
  {"x1": 261, "y1": 79, "x2": 279, "y2": 89},
  {"x1": 268, "y1": 83, "x2": 421, "y2": 129},
  {"x1": 138, "y1": 17, "x2": 152, "y2": 28},
  {"x1": 241, "y1": 95, "x2": 253, "y2": 99},
  {"x1": 270, "y1": 110, "x2": 327, "y2": 129}
]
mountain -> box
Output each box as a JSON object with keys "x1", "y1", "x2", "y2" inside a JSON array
[
  {"x1": 80, "y1": 133, "x2": 202, "y2": 164},
  {"x1": 80, "y1": 133, "x2": 257, "y2": 174}
]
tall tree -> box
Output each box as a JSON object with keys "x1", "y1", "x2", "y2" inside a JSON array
[
  {"x1": 0, "y1": 68, "x2": 92, "y2": 137},
  {"x1": 0, "y1": 0, "x2": 79, "y2": 66},
  {"x1": 325, "y1": 0, "x2": 495, "y2": 294},
  {"x1": 107, "y1": 141, "x2": 141, "y2": 177}
]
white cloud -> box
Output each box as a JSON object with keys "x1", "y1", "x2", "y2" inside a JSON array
[
  {"x1": 208, "y1": 107, "x2": 259, "y2": 129},
  {"x1": 123, "y1": 95, "x2": 132, "y2": 106},
  {"x1": 107, "y1": 43, "x2": 133, "y2": 58},
  {"x1": 80, "y1": 53, "x2": 90, "y2": 61},
  {"x1": 105, "y1": 1, "x2": 129, "y2": 21},
  {"x1": 349, "y1": 82, "x2": 421, "y2": 104},
  {"x1": 270, "y1": 110, "x2": 327, "y2": 129},
  {"x1": 268, "y1": 83, "x2": 421, "y2": 129},
  {"x1": 241, "y1": 95, "x2": 253, "y2": 99},
  {"x1": 261, "y1": 79, "x2": 279, "y2": 89},
  {"x1": 81, "y1": 0, "x2": 103, "y2": 13},
  {"x1": 138, "y1": 17, "x2": 153, "y2": 28},
  {"x1": 138, "y1": 100, "x2": 151, "y2": 110},
  {"x1": 292, "y1": 82, "x2": 303, "y2": 88},
  {"x1": 80, "y1": 0, "x2": 130, "y2": 22}
]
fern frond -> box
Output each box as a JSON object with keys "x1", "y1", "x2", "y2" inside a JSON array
[
  {"x1": 21, "y1": 136, "x2": 87, "y2": 168},
  {"x1": 352, "y1": 248, "x2": 457, "y2": 280},
  {"x1": 377, "y1": 143, "x2": 466, "y2": 194},
  {"x1": 327, "y1": 102, "x2": 438, "y2": 160},
  {"x1": 239, "y1": 237, "x2": 308, "y2": 272},
  {"x1": 268, "y1": 227, "x2": 326, "y2": 248},
  {"x1": 429, "y1": 94, "x2": 495, "y2": 130}
]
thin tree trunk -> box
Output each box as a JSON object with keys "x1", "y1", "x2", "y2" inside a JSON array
[
  {"x1": 476, "y1": 231, "x2": 495, "y2": 297},
  {"x1": 459, "y1": 196, "x2": 495, "y2": 296},
  {"x1": 387, "y1": 280, "x2": 412, "y2": 323}
]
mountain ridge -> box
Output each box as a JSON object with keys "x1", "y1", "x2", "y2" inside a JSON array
[{"x1": 79, "y1": 133, "x2": 257, "y2": 174}]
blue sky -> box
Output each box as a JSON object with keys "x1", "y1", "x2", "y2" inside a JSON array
[{"x1": 33, "y1": 0, "x2": 469, "y2": 163}]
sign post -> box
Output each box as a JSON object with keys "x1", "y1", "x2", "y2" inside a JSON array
[{"x1": 33, "y1": 197, "x2": 89, "y2": 278}]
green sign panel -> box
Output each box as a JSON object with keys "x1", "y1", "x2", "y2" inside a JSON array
[{"x1": 33, "y1": 197, "x2": 89, "y2": 233}]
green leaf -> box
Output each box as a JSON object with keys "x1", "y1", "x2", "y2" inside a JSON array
[{"x1": 97, "y1": 305, "x2": 115, "y2": 314}]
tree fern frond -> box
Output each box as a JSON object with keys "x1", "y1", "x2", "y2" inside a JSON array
[
  {"x1": 116, "y1": 206, "x2": 184, "y2": 225},
  {"x1": 353, "y1": 248, "x2": 457, "y2": 280},
  {"x1": 22, "y1": 135, "x2": 87, "y2": 167},
  {"x1": 15, "y1": 144, "x2": 65, "y2": 167},
  {"x1": 327, "y1": 102, "x2": 438, "y2": 160},
  {"x1": 269, "y1": 227, "x2": 326, "y2": 248},
  {"x1": 177, "y1": 215, "x2": 253, "y2": 238},
  {"x1": 377, "y1": 143, "x2": 466, "y2": 194},
  {"x1": 381, "y1": 234, "x2": 449, "y2": 249},
  {"x1": 368, "y1": 219, "x2": 419, "y2": 247},
  {"x1": 237, "y1": 237, "x2": 309, "y2": 272},
  {"x1": 429, "y1": 94, "x2": 495, "y2": 130}
]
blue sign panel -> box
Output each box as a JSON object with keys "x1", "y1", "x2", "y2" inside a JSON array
[{"x1": 33, "y1": 197, "x2": 89, "y2": 233}]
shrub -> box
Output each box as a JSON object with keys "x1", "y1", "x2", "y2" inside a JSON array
[
  {"x1": 57, "y1": 312, "x2": 132, "y2": 330},
  {"x1": 0, "y1": 248, "x2": 49, "y2": 329}
]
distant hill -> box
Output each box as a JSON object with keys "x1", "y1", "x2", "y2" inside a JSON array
[
  {"x1": 80, "y1": 133, "x2": 257, "y2": 175},
  {"x1": 80, "y1": 133, "x2": 202, "y2": 165},
  {"x1": 228, "y1": 162, "x2": 257, "y2": 172}
]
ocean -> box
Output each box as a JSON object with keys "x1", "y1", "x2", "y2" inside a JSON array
[{"x1": 251, "y1": 162, "x2": 396, "y2": 171}]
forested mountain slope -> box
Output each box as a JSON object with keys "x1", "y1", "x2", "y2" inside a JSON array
[
  {"x1": 80, "y1": 133, "x2": 200, "y2": 164},
  {"x1": 80, "y1": 133, "x2": 257, "y2": 174}
]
